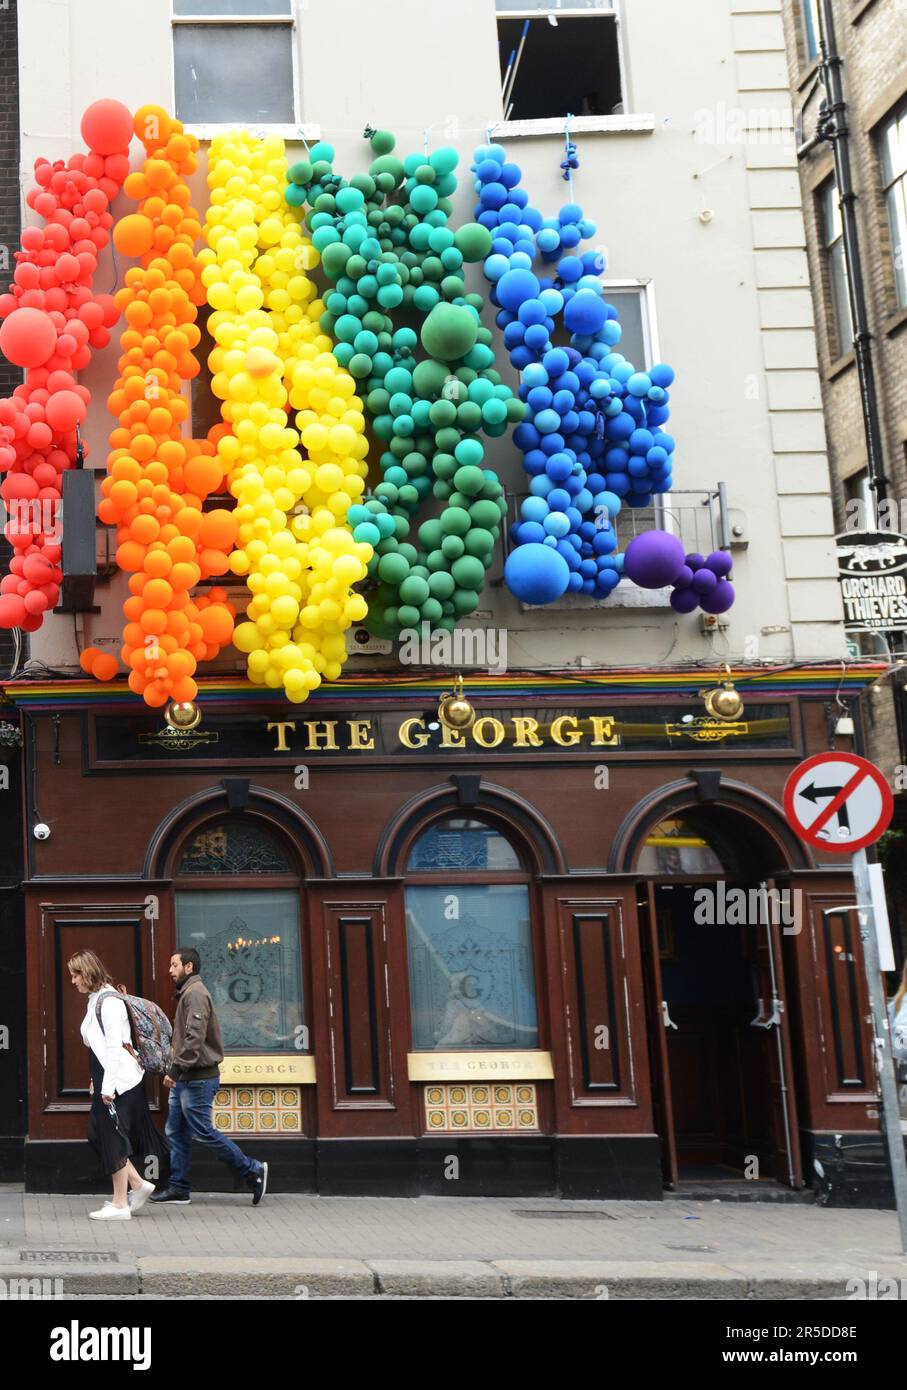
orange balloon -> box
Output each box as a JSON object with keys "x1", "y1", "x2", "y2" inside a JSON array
[
  {"x1": 116, "y1": 541, "x2": 147, "y2": 572},
  {"x1": 183, "y1": 454, "x2": 223, "y2": 497},
  {"x1": 91, "y1": 653, "x2": 119, "y2": 682},
  {"x1": 79, "y1": 646, "x2": 100, "y2": 674},
  {"x1": 130, "y1": 514, "x2": 160, "y2": 545},
  {"x1": 139, "y1": 608, "x2": 167, "y2": 635},
  {"x1": 198, "y1": 605, "x2": 234, "y2": 646},
  {"x1": 171, "y1": 676, "x2": 198, "y2": 703},
  {"x1": 143, "y1": 578, "x2": 173, "y2": 608},
  {"x1": 114, "y1": 214, "x2": 156, "y2": 260},
  {"x1": 143, "y1": 549, "x2": 172, "y2": 578},
  {"x1": 170, "y1": 561, "x2": 201, "y2": 590}
]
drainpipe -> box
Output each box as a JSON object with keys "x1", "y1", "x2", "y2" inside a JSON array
[{"x1": 797, "y1": 0, "x2": 889, "y2": 515}]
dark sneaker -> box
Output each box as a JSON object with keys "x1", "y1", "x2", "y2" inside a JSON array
[
  {"x1": 247, "y1": 1162, "x2": 268, "y2": 1206},
  {"x1": 149, "y1": 1186, "x2": 191, "y2": 1204}
]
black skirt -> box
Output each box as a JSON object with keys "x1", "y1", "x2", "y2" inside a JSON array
[{"x1": 87, "y1": 1050, "x2": 169, "y2": 1179}]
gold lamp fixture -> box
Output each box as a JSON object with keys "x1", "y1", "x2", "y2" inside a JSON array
[
  {"x1": 699, "y1": 664, "x2": 744, "y2": 722},
  {"x1": 164, "y1": 699, "x2": 202, "y2": 732},
  {"x1": 437, "y1": 674, "x2": 475, "y2": 732}
]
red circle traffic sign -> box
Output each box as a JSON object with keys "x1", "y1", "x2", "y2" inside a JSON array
[{"x1": 783, "y1": 751, "x2": 893, "y2": 853}]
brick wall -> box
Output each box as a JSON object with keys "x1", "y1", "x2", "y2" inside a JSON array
[
  {"x1": 0, "y1": 0, "x2": 20, "y2": 675},
  {"x1": 781, "y1": 0, "x2": 907, "y2": 528}
]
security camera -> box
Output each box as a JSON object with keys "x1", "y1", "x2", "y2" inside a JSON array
[{"x1": 33, "y1": 823, "x2": 50, "y2": 841}]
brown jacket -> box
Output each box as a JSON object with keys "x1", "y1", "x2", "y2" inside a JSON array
[{"x1": 167, "y1": 975, "x2": 224, "y2": 1081}]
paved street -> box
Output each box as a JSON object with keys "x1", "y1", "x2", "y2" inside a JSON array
[{"x1": 2, "y1": 1186, "x2": 906, "y2": 1297}]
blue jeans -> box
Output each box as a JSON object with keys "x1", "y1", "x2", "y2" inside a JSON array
[{"x1": 165, "y1": 1078, "x2": 260, "y2": 1194}]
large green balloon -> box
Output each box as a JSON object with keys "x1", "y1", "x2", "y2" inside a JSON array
[
  {"x1": 412, "y1": 357, "x2": 450, "y2": 398},
  {"x1": 420, "y1": 303, "x2": 478, "y2": 362}
]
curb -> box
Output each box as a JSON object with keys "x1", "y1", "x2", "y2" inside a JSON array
[{"x1": 8, "y1": 1256, "x2": 907, "y2": 1299}]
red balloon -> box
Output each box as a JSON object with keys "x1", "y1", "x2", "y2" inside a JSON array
[
  {"x1": 0, "y1": 308, "x2": 57, "y2": 368},
  {"x1": 80, "y1": 100, "x2": 133, "y2": 157},
  {"x1": 23, "y1": 590, "x2": 49, "y2": 615},
  {"x1": 0, "y1": 594, "x2": 27, "y2": 628},
  {"x1": 45, "y1": 390, "x2": 87, "y2": 432}
]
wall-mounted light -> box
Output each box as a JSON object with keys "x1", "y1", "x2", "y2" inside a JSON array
[
  {"x1": 165, "y1": 700, "x2": 202, "y2": 732},
  {"x1": 699, "y1": 664, "x2": 744, "y2": 722},
  {"x1": 437, "y1": 674, "x2": 475, "y2": 732}
]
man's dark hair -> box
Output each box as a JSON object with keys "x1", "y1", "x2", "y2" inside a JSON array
[{"x1": 176, "y1": 947, "x2": 202, "y2": 975}]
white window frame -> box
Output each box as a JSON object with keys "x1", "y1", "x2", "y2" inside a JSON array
[
  {"x1": 171, "y1": 2, "x2": 320, "y2": 141},
  {"x1": 491, "y1": 0, "x2": 654, "y2": 140}
]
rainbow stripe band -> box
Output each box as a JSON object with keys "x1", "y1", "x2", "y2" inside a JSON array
[{"x1": 0, "y1": 664, "x2": 886, "y2": 710}]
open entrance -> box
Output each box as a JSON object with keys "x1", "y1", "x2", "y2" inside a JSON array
[{"x1": 636, "y1": 807, "x2": 804, "y2": 1193}]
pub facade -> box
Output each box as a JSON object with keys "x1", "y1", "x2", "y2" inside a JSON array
[{"x1": 0, "y1": 664, "x2": 894, "y2": 1204}]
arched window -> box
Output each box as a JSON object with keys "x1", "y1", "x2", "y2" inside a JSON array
[
  {"x1": 174, "y1": 817, "x2": 306, "y2": 1054},
  {"x1": 405, "y1": 816, "x2": 539, "y2": 1052},
  {"x1": 636, "y1": 812, "x2": 745, "y2": 876}
]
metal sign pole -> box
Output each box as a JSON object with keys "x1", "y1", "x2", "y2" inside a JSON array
[{"x1": 852, "y1": 847, "x2": 907, "y2": 1253}]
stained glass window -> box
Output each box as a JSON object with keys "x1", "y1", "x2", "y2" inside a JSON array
[
  {"x1": 407, "y1": 817, "x2": 522, "y2": 872},
  {"x1": 178, "y1": 820, "x2": 293, "y2": 875},
  {"x1": 175, "y1": 890, "x2": 305, "y2": 1052}
]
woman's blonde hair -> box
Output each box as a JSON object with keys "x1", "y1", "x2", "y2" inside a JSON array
[
  {"x1": 894, "y1": 959, "x2": 907, "y2": 1017},
  {"x1": 67, "y1": 949, "x2": 114, "y2": 994}
]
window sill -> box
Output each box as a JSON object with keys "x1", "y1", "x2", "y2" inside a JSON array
[
  {"x1": 797, "y1": 57, "x2": 821, "y2": 94},
  {"x1": 826, "y1": 350, "x2": 856, "y2": 382},
  {"x1": 885, "y1": 304, "x2": 907, "y2": 339},
  {"x1": 487, "y1": 114, "x2": 655, "y2": 140},
  {"x1": 183, "y1": 123, "x2": 321, "y2": 143},
  {"x1": 521, "y1": 586, "x2": 671, "y2": 613},
  {"x1": 851, "y1": 0, "x2": 880, "y2": 23}
]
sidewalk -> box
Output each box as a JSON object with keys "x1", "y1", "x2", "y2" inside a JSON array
[{"x1": 2, "y1": 1186, "x2": 907, "y2": 1298}]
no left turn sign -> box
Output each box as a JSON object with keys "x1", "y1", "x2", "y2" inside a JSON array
[{"x1": 783, "y1": 751, "x2": 894, "y2": 853}]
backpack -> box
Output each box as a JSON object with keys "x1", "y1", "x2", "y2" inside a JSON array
[{"x1": 96, "y1": 989, "x2": 173, "y2": 1076}]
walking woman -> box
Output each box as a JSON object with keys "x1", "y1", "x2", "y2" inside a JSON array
[{"x1": 69, "y1": 949, "x2": 168, "y2": 1220}]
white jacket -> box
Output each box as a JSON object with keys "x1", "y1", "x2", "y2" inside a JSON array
[{"x1": 80, "y1": 990, "x2": 144, "y2": 1098}]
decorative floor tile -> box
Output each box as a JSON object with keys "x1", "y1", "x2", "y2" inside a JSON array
[
  {"x1": 213, "y1": 1085, "x2": 303, "y2": 1134},
  {"x1": 424, "y1": 1082, "x2": 539, "y2": 1133}
]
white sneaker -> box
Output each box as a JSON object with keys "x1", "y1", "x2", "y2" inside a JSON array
[
  {"x1": 129, "y1": 1180, "x2": 155, "y2": 1213},
  {"x1": 89, "y1": 1204, "x2": 131, "y2": 1220}
]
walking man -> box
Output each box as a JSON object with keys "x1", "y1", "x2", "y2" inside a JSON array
[{"x1": 150, "y1": 948, "x2": 267, "y2": 1206}]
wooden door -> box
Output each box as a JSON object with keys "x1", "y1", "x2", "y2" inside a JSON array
[
  {"x1": 637, "y1": 881, "x2": 678, "y2": 1187},
  {"x1": 749, "y1": 881, "x2": 803, "y2": 1187}
]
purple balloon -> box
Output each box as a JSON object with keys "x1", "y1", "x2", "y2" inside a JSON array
[
  {"x1": 624, "y1": 530, "x2": 686, "y2": 588},
  {"x1": 670, "y1": 586, "x2": 700, "y2": 614},
  {"x1": 699, "y1": 579, "x2": 735, "y2": 614},
  {"x1": 691, "y1": 567, "x2": 717, "y2": 595},
  {"x1": 672, "y1": 564, "x2": 694, "y2": 590},
  {"x1": 706, "y1": 550, "x2": 733, "y2": 578},
  {"x1": 685, "y1": 552, "x2": 706, "y2": 571}
]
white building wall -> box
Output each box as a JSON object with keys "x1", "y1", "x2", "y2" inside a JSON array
[{"x1": 14, "y1": 0, "x2": 846, "y2": 673}]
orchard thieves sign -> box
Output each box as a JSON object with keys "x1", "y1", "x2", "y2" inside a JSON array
[{"x1": 836, "y1": 530, "x2": 907, "y2": 634}]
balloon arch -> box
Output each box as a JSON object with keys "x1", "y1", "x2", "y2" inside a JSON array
[{"x1": 0, "y1": 101, "x2": 734, "y2": 709}]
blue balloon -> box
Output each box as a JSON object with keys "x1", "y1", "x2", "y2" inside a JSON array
[
  {"x1": 497, "y1": 268, "x2": 541, "y2": 311},
  {"x1": 520, "y1": 495, "x2": 549, "y2": 523},
  {"x1": 544, "y1": 511, "x2": 571, "y2": 538},
  {"x1": 564, "y1": 289, "x2": 607, "y2": 336},
  {"x1": 504, "y1": 543, "x2": 570, "y2": 604}
]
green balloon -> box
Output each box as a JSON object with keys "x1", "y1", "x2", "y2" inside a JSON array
[
  {"x1": 420, "y1": 597, "x2": 443, "y2": 624},
  {"x1": 399, "y1": 575, "x2": 430, "y2": 606},
  {"x1": 451, "y1": 556, "x2": 485, "y2": 590},
  {"x1": 288, "y1": 160, "x2": 313, "y2": 185},
  {"x1": 464, "y1": 527, "x2": 494, "y2": 557},
  {"x1": 428, "y1": 570, "x2": 456, "y2": 599},
  {"x1": 469, "y1": 499, "x2": 501, "y2": 529},
  {"x1": 397, "y1": 604, "x2": 421, "y2": 629},
  {"x1": 349, "y1": 352, "x2": 373, "y2": 378},
  {"x1": 441, "y1": 533, "x2": 466, "y2": 559},
  {"x1": 412, "y1": 357, "x2": 450, "y2": 398},
  {"x1": 418, "y1": 518, "x2": 443, "y2": 549},
  {"x1": 453, "y1": 465, "x2": 485, "y2": 496},
  {"x1": 429, "y1": 398, "x2": 457, "y2": 427},
  {"x1": 370, "y1": 130, "x2": 396, "y2": 155},
  {"x1": 440, "y1": 507, "x2": 471, "y2": 537},
  {"x1": 377, "y1": 553, "x2": 410, "y2": 585},
  {"x1": 426, "y1": 548, "x2": 448, "y2": 571},
  {"x1": 455, "y1": 401, "x2": 482, "y2": 433},
  {"x1": 453, "y1": 588, "x2": 480, "y2": 616},
  {"x1": 420, "y1": 303, "x2": 478, "y2": 362},
  {"x1": 429, "y1": 146, "x2": 458, "y2": 176},
  {"x1": 370, "y1": 154, "x2": 404, "y2": 185}
]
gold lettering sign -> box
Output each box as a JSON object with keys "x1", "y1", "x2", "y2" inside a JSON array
[
  {"x1": 407, "y1": 1050, "x2": 555, "y2": 1081},
  {"x1": 218, "y1": 1054, "x2": 316, "y2": 1084}
]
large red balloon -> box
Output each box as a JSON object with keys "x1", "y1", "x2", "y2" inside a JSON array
[
  {"x1": 0, "y1": 308, "x2": 57, "y2": 368},
  {"x1": 80, "y1": 100, "x2": 134, "y2": 157},
  {"x1": 45, "y1": 390, "x2": 87, "y2": 432},
  {"x1": 0, "y1": 594, "x2": 27, "y2": 628}
]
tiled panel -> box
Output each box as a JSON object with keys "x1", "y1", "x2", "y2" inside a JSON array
[
  {"x1": 212, "y1": 1085, "x2": 303, "y2": 1134},
  {"x1": 423, "y1": 1083, "x2": 539, "y2": 1133}
]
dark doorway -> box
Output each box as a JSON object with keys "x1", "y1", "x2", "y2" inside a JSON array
[{"x1": 656, "y1": 882, "x2": 775, "y2": 1182}]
